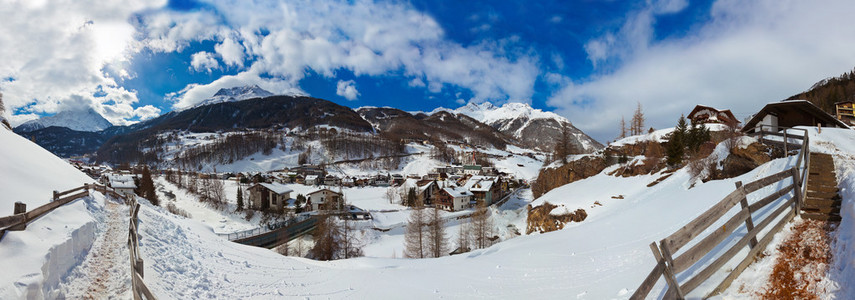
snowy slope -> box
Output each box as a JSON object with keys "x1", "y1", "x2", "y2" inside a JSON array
[
  {"x1": 15, "y1": 107, "x2": 113, "y2": 132},
  {"x1": 0, "y1": 127, "x2": 95, "y2": 215},
  {"x1": 0, "y1": 126, "x2": 108, "y2": 299},
  {"x1": 189, "y1": 85, "x2": 274, "y2": 109}
]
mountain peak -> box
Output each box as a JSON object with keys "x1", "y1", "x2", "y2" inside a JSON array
[
  {"x1": 15, "y1": 107, "x2": 113, "y2": 132},
  {"x1": 191, "y1": 85, "x2": 275, "y2": 109}
]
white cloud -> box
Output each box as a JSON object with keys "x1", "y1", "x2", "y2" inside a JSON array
[
  {"x1": 190, "y1": 51, "x2": 220, "y2": 73},
  {"x1": 0, "y1": 0, "x2": 165, "y2": 124},
  {"x1": 336, "y1": 80, "x2": 360, "y2": 101},
  {"x1": 135, "y1": 0, "x2": 539, "y2": 109},
  {"x1": 551, "y1": 0, "x2": 855, "y2": 142},
  {"x1": 168, "y1": 68, "x2": 305, "y2": 109}
]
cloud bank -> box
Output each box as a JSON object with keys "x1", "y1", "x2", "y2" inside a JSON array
[{"x1": 550, "y1": 0, "x2": 855, "y2": 142}]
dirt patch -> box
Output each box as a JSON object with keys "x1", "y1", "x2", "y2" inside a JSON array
[
  {"x1": 759, "y1": 219, "x2": 837, "y2": 299},
  {"x1": 526, "y1": 202, "x2": 587, "y2": 234}
]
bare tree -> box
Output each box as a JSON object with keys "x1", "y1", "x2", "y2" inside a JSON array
[
  {"x1": 310, "y1": 196, "x2": 344, "y2": 260},
  {"x1": 630, "y1": 102, "x2": 646, "y2": 136},
  {"x1": 456, "y1": 220, "x2": 471, "y2": 253},
  {"x1": 619, "y1": 116, "x2": 627, "y2": 139},
  {"x1": 471, "y1": 200, "x2": 494, "y2": 249},
  {"x1": 426, "y1": 207, "x2": 449, "y2": 258},
  {"x1": 341, "y1": 217, "x2": 364, "y2": 259},
  {"x1": 403, "y1": 198, "x2": 427, "y2": 258}
]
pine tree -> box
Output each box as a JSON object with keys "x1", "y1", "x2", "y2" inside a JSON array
[
  {"x1": 666, "y1": 115, "x2": 688, "y2": 166},
  {"x1": 404, "y1": 197, "x2": 427, "y2": 258},
  {"x1": 406, "y1": 187, "x2": 417, "y2": 208},
  {"x1": 426, "y1": 207, "x2": 449, "y2": 258},
  {"x1": 137, "y1": 165, "x2": 159, "y2": 206},
  {"x1": 236, "y1": 185, "x2": 244, "y2": 211}
]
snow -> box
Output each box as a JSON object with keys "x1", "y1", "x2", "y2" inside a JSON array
[
  {"x1": 187, "y1": 85, "x2": 274, "y2": 110},
  {"x1": 15, "y1": 107, "x2": 113, "y2": 132},
  {"x1": 256, "y1": 182, "x2": 293, "y2": 195},
  {"x1": 611, "y1": 123, "x2": 729, "y2": 147},
  {"x1": 0, "y1": 127, "x2": 95, "y2": 215}
]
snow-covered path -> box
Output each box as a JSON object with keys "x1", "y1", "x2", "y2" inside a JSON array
[{"x1": 59, "y1": 198, "x2": 131, "y2": 299}]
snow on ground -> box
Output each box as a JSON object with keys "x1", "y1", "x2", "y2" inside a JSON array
[
  {"x1": 154, "y1": 177, "x2": 259, "y2": 234},
  {"x1": 611, "y1": 123, "x2": 729, "y2": 147},
  {"x1": 0, "y1": 128, "x2": 94, "y2": 215},
  {"x1": 723, "y1": 127, "x2": 855, "y2": 297}
]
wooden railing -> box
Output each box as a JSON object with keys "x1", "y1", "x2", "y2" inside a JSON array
[
  {"x1": 0, "y1": 183, "x2": 94, "y2": 240},
  {"x1": 127, "y1": 197, "x2": 157, "y2": 300},
  {"x1": 0, "y1": 182, "x2": 157, "y2": 299},
  {"x1": 632, "y1": 127, "x2": 810, "y2": 299}
]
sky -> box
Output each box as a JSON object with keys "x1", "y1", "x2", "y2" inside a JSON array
[{"x1": 2, "y1": 0, "x2": 855, "y2": 143}]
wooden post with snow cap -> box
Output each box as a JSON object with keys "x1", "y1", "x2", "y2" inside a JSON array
[
  {"x1": 53, "y1": 190, "x2": 59, "y2": 202},
  {"x1": 9, "y1": 202, "x2": 27, "y2": 231},
  {"x1": 783, "y1": 130, "x2": 788, "y2": 153}
]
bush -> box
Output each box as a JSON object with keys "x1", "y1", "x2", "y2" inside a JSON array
[{"x1": 166, "y1": 202, "x2": 192, "y2": 218}]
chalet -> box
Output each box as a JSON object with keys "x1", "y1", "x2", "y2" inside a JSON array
[
  {"x1": 437, "y1": 186, "x2": 473, "y2": 211},
  {"x1": 108, "y1": 174, "x2": 136, "y2": 199},
  {"x1": 687, "y1": 105, "x2": 740, "y2": 126},
  {"x1": 390, "y1": 174, "x2": 405, "y2": 186},
  {"x1": 294, "y1": 174, "x2": 305, "y2": 184},
  {"x1": 742, "y1": 100, "x2": 851, "y2": 132},
  {"x1": 837, "y1": 101, "x2": 855, "y2": 125},
  {"x1": 401, "y1": 179, "x2": 439, "y2": 205},
  {"x1": 463, "y1": 176, "x2": 505, "y2": 206},
  {"x1": 305, "y1": 175, "x2": 319, "y2": 186},
  {"x1": 307, "y1": 189, "x2": 344, "y2": 211},
  {"x1": 323, "y1": 175, "x2": 341, "y2": 186},
  {"x1": 373, "y1": 174, "x2": 391, "y2": 187},
  {"x1": 342, "y1": 177, "x2": 355, "y2": 187},
  {"x1": 247, "y1": 183, "x2": 294, "y2": 212}
]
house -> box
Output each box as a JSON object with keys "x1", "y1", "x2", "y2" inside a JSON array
[
  {"x1": 342, "y1": 177, "x2": 355, "y2": 187},
  {"x1": 247, "y1": 183, "x2": 294, "y2": 212},
  {"x1": 401, "y1": 179, "x2": 439, "y2": 205},
  {"x1": 688, "y1": 105, "x2": 740, "y2": 126},
  {"x1": 294, "y1": 174, "x2": 305, "y2": 184},
  {"x1": 837, "y1": 101, "x2": 855, "y2": 125},
  {"x1": 463, "y1": 165, "x2": 482, "y2": 175},
  {"x1": 323, "y1": 175, "x2": 341, "y2": 186},
  {"x1": 307, "y1": 188, "x2": 344, "y2": 211},
  {"x1": 108, "y1": 174, "x2": 137, "y2": 199},
  {"x1": 463, "y1": 176, "x2": 504, "y2": 206},
  {"x1": 305, "y1": 175, "x2": 319, "y2": 186},
  {"x1": 437, "y1": 186, "x2": 473, "y2": 211},
  {"x1": 390, "y1": 174, "x2": 405, "y2": 186},
  {"x1": 742, "y1": 100, "x2": 851, "y2": 133}
]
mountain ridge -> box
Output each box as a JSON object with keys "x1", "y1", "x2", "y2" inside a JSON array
[{"x1": 16, "y1": 107, "x2": 113, "y2": 132}]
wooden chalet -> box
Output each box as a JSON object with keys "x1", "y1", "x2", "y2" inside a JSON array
[
  {"x1": 463, "y1": 176, "x2": 504, "y2": 206},
  {"x1": 837, "y1": 101, "x2": 855, "y2": 125},
  {"x1": 688, "y1": 105, "x2": 739, "y2": 126},
  {"x1": 437, "y1": 186, "x2": 473, "y2": 211},
  {"x1": 247, "y1": 183, "x2": 294, "y2": 212},
  {"x1": 742, "y1": 100, "x2": 851, "y2": 132},
  {"x1": 307, "y1": 188, "x2": 344, "y2": 211}
]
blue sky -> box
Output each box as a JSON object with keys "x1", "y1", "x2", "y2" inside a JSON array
[{"x1": 3, "y1": 0, "x2": 855, "y2": 142}]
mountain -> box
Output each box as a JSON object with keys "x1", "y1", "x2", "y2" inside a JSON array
[
  {"x1": 15, "y1": 107, "x2": 113, "y2": 132},
  {"x1": 356, "y1": 107, "x2": 511, "y2": 149},
  {"x1": 96, "y1": 95, "x2": 373, "y2": 163},
  {"x1": 189, "y1": 85, "x2": 274, "y2": 109},
  {"x1": 433, "y1": 102, "x2": 603, "y2": 153},
  {"x1": 786, "y1": 67, "x2": 855, "y2": 113}
]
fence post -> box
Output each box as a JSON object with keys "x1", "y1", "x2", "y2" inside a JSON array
[
  {"x1": 53, "y1": 190, "x2": 59, "y2": 201},
  {"x1": 657, "y1": 241, "x2": 685, "y2": 299},
  {"x1": 735, "y1": 181, "x2": 758, "y2": 248},
  {"x1": 10, "y1": 202, "x2": 27, "y2": 231},
  {"x1": 791, "y1": 168, "x2": 803, "y2": 216},
  {"x1": 13, "y1": 202, "x2": 26, "y2": 215}
]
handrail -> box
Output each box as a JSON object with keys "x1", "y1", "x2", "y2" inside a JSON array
[
  {"x1": 127, "y1": 196, "x2": 158, "y2": 300},
  {"x1": 632, "y1": 126, "x2": 809, "y2": 299}
]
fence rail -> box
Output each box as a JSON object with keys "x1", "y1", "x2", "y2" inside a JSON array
[
  {"x1": 632, "y1": 127, "x2": 809, "y2": 299},
  {"x1": 0, "y1": 182, "x2": 158, "y2": 299}
]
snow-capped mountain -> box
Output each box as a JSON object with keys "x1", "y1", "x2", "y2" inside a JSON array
[
  {"x1": 431, "y1": 102, "x2": 603, "y2": 153},
  {"x1": 15, "y1": 107, "x2": 113, "y2": 132},
  {"x1": 191, "y1": 85, "x2": 274, "y2": 109}
]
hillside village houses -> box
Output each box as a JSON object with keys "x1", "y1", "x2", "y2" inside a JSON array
[
  {"x1": 247, "y1": 183, "x2": 294, "y2": 213},
  {"x1": 101, "y1": 172, "x2": 137, "y2": 198},
  {"x1": 307, "y1": 188, "x2": 344, "y2": 211},
  {"x1": 437, "y1": 186, "x2": 474, "y2": 211}
]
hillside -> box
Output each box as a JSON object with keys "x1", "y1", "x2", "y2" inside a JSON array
[{"x1": 787, "y1": 67, "x2": 855, "y2": 112}]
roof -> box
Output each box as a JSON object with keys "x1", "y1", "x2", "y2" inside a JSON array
[
  {"x1": 688, "y1": 105, "x2": 739, "y2": 125},
  {"x1": 254, "y1": 183, "x2": 294, "y2": 195},
  {"x1": 742, "y1": 100, "x2": 851, "y2": 132},
  {"x1": 307, "y1": 188, "x2": 343, "y2": 197},
  {"x1": 111, "y1": 181, "x2": 136, "y2": 189},
  {"x1": 442, "y1": 187, "x2": 473, "y2": 198},
  {"x1": 463, "y1": 176, "x2": 497, "y2": 192},
  {"x1": 305, "y1": 175, "x2": 318, "y2": 180},
  {"x1": 463, "y1": 165, "x2": 482, "y2": 170}
]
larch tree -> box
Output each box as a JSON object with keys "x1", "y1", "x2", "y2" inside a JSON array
[
  {"x1": 471, "y1": 200, "x2": 494, "y2": 249},
  {"x1": 310, "y1": 196, "x2": 344, "y2": 260},
  {"x1": 403, "y1": 197, "x2": 427, "y2": 258},
  {"x1": 619, "y1": 116, "x2": 627, "y2": 139},
  {"x1": 630, "y1": 102, "x2": 646, "y2": 136},
  {"x1": 456, "y1": 219, "x2": 471, "y2": 253},
  {"x1": 236, "y1": 185, "x2": 244, "y2": 211},
  {"x1": 341, "y1": 217, "x2": 364, "y2": 259},
  {"x1": 426, "y1": 207, "x2": 449, "y2": 258}
]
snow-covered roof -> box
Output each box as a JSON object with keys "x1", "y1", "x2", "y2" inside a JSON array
[
  {"x1": 256, "y1": 183, "x2": 293, "y2": 195},
  {"x1": 463, "y1": 176, "x2": 497, "y2": 192},
  {"x1": 111, "y1": 181, "x2": 136, "y2": 189},
  {"x1": 442, "y1": 187, "x2": 473, "y2": 198},
  {"x1": 307, "y1": 188, "x2": 342, "y2": 196},
  {"x1": 305, "y1": 175, "x2": 318, "y2": 180}
]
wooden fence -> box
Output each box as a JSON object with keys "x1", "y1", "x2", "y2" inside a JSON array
[
  {"x1": 0, "y1": 183, "x2": 94, "y2": 241},
  {"x1": 632, "y1": 127, "x2": 810, "y2": 299},
  {"x1": 0, "y1": 183, "x2": 157, "y2": 299},
  {"x1": 127, "y1": 197, "x2": 157, "y2": 300}
]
